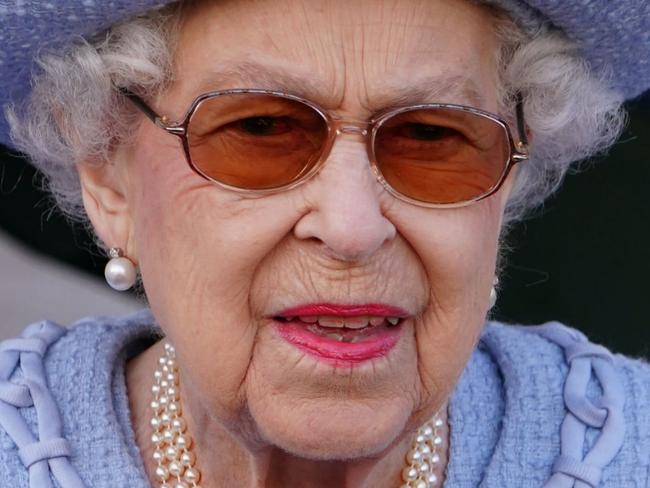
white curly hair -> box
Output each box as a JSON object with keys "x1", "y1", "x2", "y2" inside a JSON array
[{"x1": 5, "y1": 1, "x2": 626, "y2": 229}]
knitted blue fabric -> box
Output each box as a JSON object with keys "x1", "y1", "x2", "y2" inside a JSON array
[
  {"x1": 1, "y1": 0, "x2": 649, "y2": 149},
  {"x1": 484, "y1": 0, "x2": 650, "y2": 99},
  {"x1": 0, "y1": 309, "x2": 648, "y2": 487}
]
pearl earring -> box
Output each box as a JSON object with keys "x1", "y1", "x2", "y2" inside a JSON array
[
  {"x1": 489, "y1": 276, "x2": 499, "y2": 309},
  {"x1": 104, "y1": 247, "x2": 137, "y2": 291}
]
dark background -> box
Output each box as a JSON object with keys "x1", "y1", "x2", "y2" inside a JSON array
[{"x1": 1, "y1": 93, "x2": 649, "y2": 358}]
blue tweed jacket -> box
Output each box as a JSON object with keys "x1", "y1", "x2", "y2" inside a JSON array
[{"x1": 0, "y1": 309, "x2": 648, "y2": 487}]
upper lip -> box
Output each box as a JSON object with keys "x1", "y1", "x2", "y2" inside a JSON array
[{"x1": 272, "y1": 303, "x2": 410, "y2": 318}]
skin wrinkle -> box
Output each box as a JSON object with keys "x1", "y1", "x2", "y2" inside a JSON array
[
  {"x1": 26, "y1": 0, "x2": 619, "y2": 228},
  {"x1": 251, "y1": 240, "x2": 412, "y2": 313},
  {"x1": 180, "y1": 60, "x2": 487, "y2": 120},
  {"x1": 93, "y1": 0, "x2": 517, "y2": 486},
  {"x1": 296, "y1": 138, "x2": 397, "y2": 261}
]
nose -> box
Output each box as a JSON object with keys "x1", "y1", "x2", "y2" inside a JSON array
[{"x1": 293, "y1": 138, "x2": 396, "y2": 262}]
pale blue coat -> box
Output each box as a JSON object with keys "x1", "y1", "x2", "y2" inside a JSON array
[{"x1": 0, "y1": 309, "x2": 648, "y2": 487}]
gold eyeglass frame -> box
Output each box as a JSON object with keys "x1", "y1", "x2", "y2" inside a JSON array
[{"x1": 118, "y1": 87, "x2": 529, "y2": 209}]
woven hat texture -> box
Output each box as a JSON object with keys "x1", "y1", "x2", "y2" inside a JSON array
[{"x1": 0, "y1": 0, "x2": 649, "y2": 149}]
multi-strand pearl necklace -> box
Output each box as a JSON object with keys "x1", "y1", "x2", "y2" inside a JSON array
[
  {"x1": 400, "y1": 415, "x2": 445, "y2": 488},
  {"x1": 150, "y1": 343, "x2": 445, "y2": 488},
  {"x1": 150, "y1": 343, "x2": 201, "y2": 488}
]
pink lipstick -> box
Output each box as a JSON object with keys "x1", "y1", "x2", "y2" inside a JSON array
[{"x1": 272, "y1": 303, "x2": 408, "y2": 366}]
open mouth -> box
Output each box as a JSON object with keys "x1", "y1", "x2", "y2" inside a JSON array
[
  {"x1": 273, "y1": 315, "x2": 403, "y2": 343},
  {"x1": 272, "y1": 306, "x2": 407, "y2": 365}
]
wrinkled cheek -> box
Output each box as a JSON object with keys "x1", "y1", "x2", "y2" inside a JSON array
[
  {"x1": 408, "y1": 196, "x2": 505, "y2": 410},
  {"x1": 131, "y1": 159, "x2": 208, "y2": 305},
  {"x1": 126, "y1": 149, "x2": 258, "y2": 416}
]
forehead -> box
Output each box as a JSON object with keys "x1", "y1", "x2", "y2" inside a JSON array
[{"x1": 167, "y1": 0, "x2": 500, "y2": 113}]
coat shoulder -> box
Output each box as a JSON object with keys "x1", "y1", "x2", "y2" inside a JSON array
[
  {"x1": 482, "y1": 321, "x2": 650, "y2": 487},
  {"x1": 0, "y1": 310, "x2": 159, "y2": 487}
]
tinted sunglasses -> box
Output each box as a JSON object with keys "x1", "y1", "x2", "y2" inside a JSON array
[{"x1": 120, "y1": 88, "x2": 529, "y2": 208}]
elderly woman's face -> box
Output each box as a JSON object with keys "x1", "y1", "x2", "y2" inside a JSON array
[{"x1": 107, "y1": 0, "x2": 510, "y2": 459}]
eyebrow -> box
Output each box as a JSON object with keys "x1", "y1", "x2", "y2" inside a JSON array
[
  {"x1": 372, "y1": 75, "x2": 487, "y2": 111},
  {"x1": 191, "y1": 60, "x2": 487, "y2": 113},
  {"x1": 193, "y1": 61, "x2": 331, "y2": 104}
]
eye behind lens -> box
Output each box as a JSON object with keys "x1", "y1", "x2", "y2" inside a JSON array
[
  {"x1": 185, "y1": 92, "x2": 329, "y2": 191},
  {"x1": 401, "y1": 123, "x2": 456, "y2": 141},
  {"x1": 373, "y1": 107, "x2": 512, "y2": 205},
  {"x1": 238, "y1": 116, "x2": 291, "y2": 136}
]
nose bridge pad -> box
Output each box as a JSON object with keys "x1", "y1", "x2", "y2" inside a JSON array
[
  {"x1": 325, "y1": 122, "x2": 381, "y2": 190},
  {"x1": 335, "y1": 124, "x2": 369, "y2": 137}
]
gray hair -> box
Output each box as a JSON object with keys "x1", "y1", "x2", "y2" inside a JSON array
[{"x1": 5, "y1": 2, "x2": 626, "y2": 228}]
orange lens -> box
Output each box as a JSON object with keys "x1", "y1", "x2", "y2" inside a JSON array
[
  {"x1": 373, "y1": 107, "x2": 511, "y2": 204},
  {"x1": 186, "y1": 93, "x2": 328, "y2": 190}
]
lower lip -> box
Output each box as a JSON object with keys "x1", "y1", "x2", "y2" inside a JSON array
[{"x1": 274, "y1": 320, "x2": 403, "y2": 366}]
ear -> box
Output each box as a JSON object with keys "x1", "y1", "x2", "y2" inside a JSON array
[{"x1": 77, "y1": 158, "x2": 138, "y2": 264}]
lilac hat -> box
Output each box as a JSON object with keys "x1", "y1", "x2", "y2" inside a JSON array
[{"x1": 1, "y1": 0, "x2": 649, "y2": 149}]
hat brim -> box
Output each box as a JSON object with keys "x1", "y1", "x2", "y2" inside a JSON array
[{"x1": 1, "y1": 0, "x2": 648, "y2": 149}]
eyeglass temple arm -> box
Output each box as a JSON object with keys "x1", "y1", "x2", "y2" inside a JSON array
[
  {"x1": 507, "y1": 92, "x2": 529, "y2": 164},
  {"x1": 117, "y1": 87, "x2": 186, "y2": 135},
  {"x1": 117, "y1": 88, "x2": 159, "y2": 122},
  {"x1": 514, "y1": 92, "x2": 529, "y2": 147}
]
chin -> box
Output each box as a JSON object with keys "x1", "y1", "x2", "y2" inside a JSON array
[{"x1": 248, "y1": 396, "x2": 413, "y2": 461}]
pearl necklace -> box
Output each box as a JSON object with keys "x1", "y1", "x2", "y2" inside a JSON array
[
  {"x1": 150, "y1": 344, "x2": 201, "y2": 488},
  {"x1": 150, "y1": 343, "x2": 445, "y2": 488}
]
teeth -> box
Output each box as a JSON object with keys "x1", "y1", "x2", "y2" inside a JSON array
[
  {"x1": 317, "y1": 317, "x2": 346, "y2": 328},
  {"x1": 343, "y1": 316, "x2": 370, "y2": 329},
  {"x1": 299, "y1": 316, "x2": 318, "y2": 323},
  {"x1": 289, "y1": 315, "x2": 402, "y2": 329},
  {"x1": 324, "y1": 333, "x2": 344, "y2": 342},
  {"x1": 369, "y1": 316, "x2": 385, "y2": 327}
]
